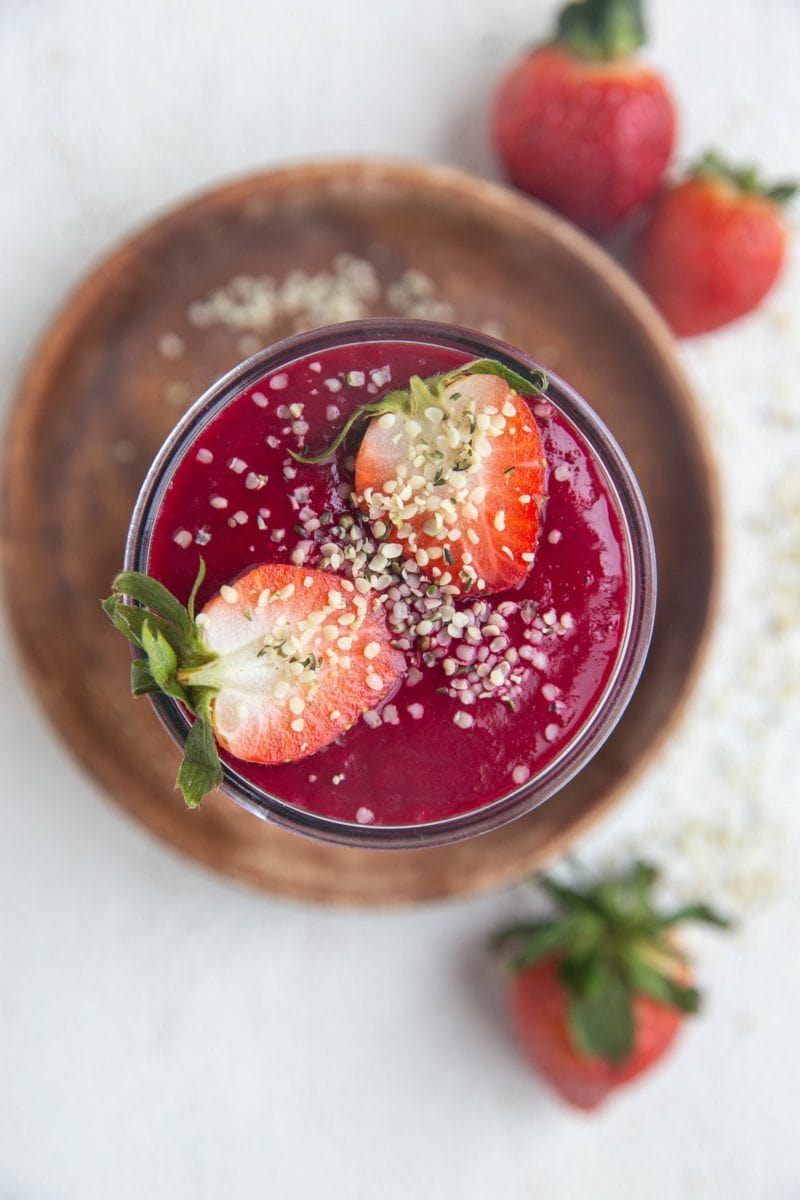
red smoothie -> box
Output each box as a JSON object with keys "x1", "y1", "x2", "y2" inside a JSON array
[{"x1": 144, "y1": 336, "x2": 631, "y2": 828}]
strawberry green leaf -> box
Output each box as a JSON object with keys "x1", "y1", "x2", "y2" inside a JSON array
[
  {"x1": 768, "y1": 183, "x2": 798, "y2": 206},
  {"x1": 623, "y1": 958, "x2": 701, "y2": 1014},
  {"x1": 448, "y1": 359, "x2": 548, "y2": 398},
  {"x1": 112, "y1": 571, "x2": 194, "y2": 641},
  {"x1": 491, "y1": 916, "x2": 586, "y2": 970},
  {"x1": 559, "y1": 947, "x2": 605, "y2": 995},
  {"x1": 103, "y1": 567, "x2": 228, "y2": 809},
  {"x1": 102, "y1": 593, "x2": 187, "y2": 656},
  {"x1": 657, "y1": 903, "x2": 732, "y2": 929},
  {"x1": 592, "y1": 860, "x2": 659, "y2": 923},
  {"x1": 490, "y1": 920, "x2": 547, "y2": 950},
  {"x1": 618, "y1": 859, "x2": 658, "y2": 894},
  {"x1": 692, "y1": 151, "x2": 797, "y2": 206},
  {"x1": 567, "y1": 960, "x2": 634, "y2": 1065},
  {"x1": 130, "y1": 658, "x2": 160, "y2": 696},
  {"x1": 141, "y1": 619, "x2": 190, "y2": 704},
  {"x1": 538, "y1": 874, "x2": 597, "y2": 912},
  {"x1": 176, "y1": 709, "x2": 222, "y2": 808},
  {"x1": 408, "y1": 374, "x2": 439, "y2": 412},
  {"x1": 102, "y1": 594, "x2": 146, "y2": 647}
]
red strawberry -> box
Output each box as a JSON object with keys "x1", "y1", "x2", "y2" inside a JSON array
[
  {"x1": 493, "y1": 863, "x2": 730, "y2": 1110},
  {"x1": 103, "y1": 561, "x2": 404, "y2": 805},
  {"x1": 634, "y1": 152, "x2": 797, "y2": 336},
  {"x1": 295, "y1": 360, "x2": 548, "y2": 597},
  {"x1": 192, "y1": 564, "x2": 404, "y2": 763},
  {"x1": 511, "y1": 957, "x2": 687, "y2": 1110},
  {"x1": 492, "y1": 0, "x2": 676, "y2": 235}
]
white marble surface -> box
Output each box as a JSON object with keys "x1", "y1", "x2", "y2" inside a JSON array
[{"x1": 2, "y1": 2, "x2": 799, "y2": 1197}]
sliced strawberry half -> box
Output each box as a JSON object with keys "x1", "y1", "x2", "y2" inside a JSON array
[
  {"x1": 354, "y1": 367, "x2": 547, "y2": 595},
  {"x1": 189, "y1": 564, "x2": 405, "y2": 764},
  {"x1": 102, "y1": 561, "x2": 404, "y2": 807}
]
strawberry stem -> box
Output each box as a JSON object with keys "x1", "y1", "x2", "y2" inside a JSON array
[
  {"x1": 288, "y1": 376, "x2": 437, "y2": 465},
  {"x1": 408, "y1": 373, "x2": 437, "y2": 414},
  {"x1": 187, "y1": 555, "x2": 206, "y2": 622},
  {"x1": 555, "y1": 0, "x2": 645, "y2": 61},
  {"x1": 289, "y1": 398, "x2": 394, "y2": 465}
]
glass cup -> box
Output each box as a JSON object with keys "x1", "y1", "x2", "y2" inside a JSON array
[{"x1": 126, "y1": 320, "x2": 656, "y2": 849}]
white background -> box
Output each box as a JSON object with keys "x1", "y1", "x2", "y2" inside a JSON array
[{"x1": 2, "y1": 2, "x2": 799, "y2": 1197}]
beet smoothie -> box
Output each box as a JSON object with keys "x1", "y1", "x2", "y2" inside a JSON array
[{"x1": 136, "y1": 327, "x2": 644, "y2": 833}]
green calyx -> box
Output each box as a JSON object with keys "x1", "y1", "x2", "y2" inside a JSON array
[
  {"x1": 692, "y1": 150, "x2": 798, "y2": 206},
  {"x1": 289, "y1": 357, "x2": 547, "y2": 466},
  {"x1": 555, "y1": 0, "x2": 645, "y2": 61},
  {"x1": 102, "y1": 558, "x2": 223, "y2": 808},
  {"x1": 492, "y1": 861, "x2": 731, "y2": 1066}
]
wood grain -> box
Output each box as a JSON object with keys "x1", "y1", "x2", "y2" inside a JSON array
[{"x1": 0, "y1": 160, "x2": 719, "y2": 906}]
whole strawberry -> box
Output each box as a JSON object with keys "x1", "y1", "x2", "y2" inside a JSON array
[
  {"x1": 493, "y1": 862, "x2": 729, "y2": 1110},
  {"x1": 492, "y1": 0, "x2": 676, "y2": 234},
  {"x1": 635, "y1": 152, "x2": 797, "y2": 336}
]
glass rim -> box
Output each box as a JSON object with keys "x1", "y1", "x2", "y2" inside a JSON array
[{"x1": 125, "y1": 318, "x2": 657, "y2": 850}]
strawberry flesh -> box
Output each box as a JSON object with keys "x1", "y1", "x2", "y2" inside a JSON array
[
  {"x1": 354, "y1": 372, "x2": 546, "y2": 596},
  {"x1": 190, "y1": 564, "x2": 404, "y2": 764},
  {"x1": 511, "y1": 957, "x2": 685, "y2": 1110}
]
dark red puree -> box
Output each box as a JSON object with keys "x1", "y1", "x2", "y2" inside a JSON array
[{"x1": 148, "y1": 341, "x2": 628, "y2": 825}]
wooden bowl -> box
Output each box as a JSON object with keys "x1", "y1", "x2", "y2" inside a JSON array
[{"x1": 0, "y1": 160, "x2": 719, "y2": 906}]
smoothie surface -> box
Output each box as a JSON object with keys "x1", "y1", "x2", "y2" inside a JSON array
[{"x1": 147, "y1": 340, "x2": 628, "y2": 825}]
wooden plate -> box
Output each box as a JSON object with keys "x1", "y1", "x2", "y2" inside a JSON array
[{"x1": 1, "y1": 160, "x2": 719, "y2": 906}]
